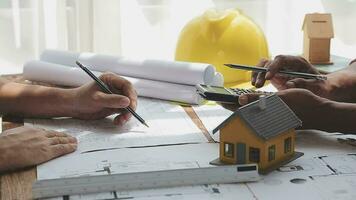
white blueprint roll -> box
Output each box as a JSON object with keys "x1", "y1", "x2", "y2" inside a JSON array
[
  {"x1": 23, "y1": 61, "x2": 203, "y2": 104},
  {"x1": 40, "y1": 50, "x2": 81, "y2": 67},
  {"x1": 211, "y1": 72, "x2": 224, "y2": 86},
  {"x1": 40, "y1": 49, "x2": 216, "y2": 85},
  {"x1": 23, "y1": 61, "x2": 93, "y2": 86}
]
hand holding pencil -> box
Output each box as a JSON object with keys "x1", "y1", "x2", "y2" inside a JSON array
[
  {"x1": 228, "y1": 55, "x2": 327, "y2": 91},
  {"x1": 76, "y1": 61, "x2": 148, "y2": 127}
]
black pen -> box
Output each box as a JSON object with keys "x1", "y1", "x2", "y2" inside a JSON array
[
  {"x1": 225, "y1": 64, "x2": 327, "y2": 80},
  {"x1": 76, "y1": 61, "x2": 149, "y2": 127}
]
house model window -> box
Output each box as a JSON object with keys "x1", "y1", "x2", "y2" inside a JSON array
[
  {"x1": 224, "y1": 143, "x2": 234, "y2": 158},
  {"x1": 249, "y1": 147, "x2": 260, "y2": 163},
  {"x1": 268, "y1": 145, "x2": 276, "y2": 162},
  {"x1": 284, "y1": 137, "x2": 292, "y2": 153}
]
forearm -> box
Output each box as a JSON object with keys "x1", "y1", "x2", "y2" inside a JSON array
[
  {"x1": 325, "y1": 61, "x2": 356, "y2": 102},
  {"x1": 310, "y1": 100, "x2": 356, "y2": 134},
  {"x1": 0, "y1": 80, "x2": 76, "y2": 118}
]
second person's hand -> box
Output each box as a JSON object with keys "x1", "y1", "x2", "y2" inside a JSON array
[
  {"x1": 252, "y1": 55, "x2": 321, "y2": 89},
  {"x1": 252, "y1": 55, "x2": 336, "y2": 100},
  {"x1": 228, "y1": 89, "x2": 330, "y2": 130}
]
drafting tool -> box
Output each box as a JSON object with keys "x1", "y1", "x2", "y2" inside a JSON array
[
  {"x1": 76, "y1": 61, "x2": 149, "y2": 127},
  {"x1": 225, "y1": 63, "x2": 327, "y2": 80},
  {"x1": 32, "y1": 164, "x2": 259, "y2": 199}
]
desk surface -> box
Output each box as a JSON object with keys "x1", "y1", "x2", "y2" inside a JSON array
[{"x1": 0, "y1": 121, "x2": 36, "y2": 200}]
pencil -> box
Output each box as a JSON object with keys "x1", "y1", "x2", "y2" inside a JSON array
[
  {"x1": 75, "y1": 61, "x2": 149, "y2": 127},
  {"x1": 224, "y1": 64, "x2": 327, "y2": 80}
]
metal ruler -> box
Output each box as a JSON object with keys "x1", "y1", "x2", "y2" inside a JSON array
[{"x1": 32, "y1": 164, "x2": 259, "y2": 199}]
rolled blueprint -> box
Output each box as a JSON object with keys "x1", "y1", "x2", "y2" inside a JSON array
[
  {"x1": 40, "y1": 49, "x2": 217, "y2": 86},
  {"x1": 23, "y1": 61, "x2": 203, "y2": 104},
  {"x1": 40, "y1": 50, "x2": 81, "y2": 67},
  {"x1": 23, "y1": 61, "x2": 94, "y2": 86},
  {"x1": 211, "y1": 72, "x2": 224, "y2": 86}
]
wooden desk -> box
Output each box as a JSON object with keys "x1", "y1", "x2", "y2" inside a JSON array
[
  {"x1": 0, "y1": 122, "x2": 36, "y2": 200},
  {"x1": 0, "y1": 74, "x2": 212, "y2": 200},
  {"x1": 0, "y1": 74, "x2": 35, "y2": 200}
]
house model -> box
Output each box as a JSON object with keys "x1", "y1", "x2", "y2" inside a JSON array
[
  {"x1": 302, "y1": 13, "x2": 334, "y2": 64},
  {"x1": 210, "y1": 95, "x2": 303, "y2": 174}
]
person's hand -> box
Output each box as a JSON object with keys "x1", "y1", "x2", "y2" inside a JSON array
[
  {"x1": 0, "y1": 126, "x2": 77, "y2": 173},
  {"x1": 252, "y1": 56, "x2": 332, "y2": 97},
  {"x1": 70, "y1": 73, "x2": 137, "y2": 126},
  {"x1": 252, "y1": 55, "x2": 319, "y2": 89},
  {"x1": 222, "y1": 89, "x2": 329, "y2": 130}
]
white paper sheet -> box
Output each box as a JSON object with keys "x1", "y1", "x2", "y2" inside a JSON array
[
  {"x1": 37, "y1": 143, "x2": 219, "y2": 180},
  {"x1": 311, "y1": 174, "x2": 356, "y2": 200},
  {"x1": 245, "y1": 131, "x2": 356, "y2": 200},
  {"x1": 295, "y1": 130, "x2": 356, "y2": 157},
  {"x1": 23, "y1": 60, "x2": 204, "y2": 104},
  {"x1": 246, "y1": 154, "x2": 356, "y2": 200},
  {"x1": 26, "y1": 98, "x2": 207, "y2": 153},
  {"x1": 37, "y1": 143, "x2": 256, "y2": 200},
  {"x1": 40, "y1": 49, "x2": 218, "y2": 85}
]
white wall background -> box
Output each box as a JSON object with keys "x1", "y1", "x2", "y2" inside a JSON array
[{"x1": 0, "y1": 0, "x2": 356, "y2": 74}]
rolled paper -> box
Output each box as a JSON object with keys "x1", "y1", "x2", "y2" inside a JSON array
[
  {"x1": 211, "y1": 72, "x2": 224, "y2": 86},
  {"x1": 40, "y1": 49, "x2": 217, "y2": 86},
  {"x1": 40, "y1": 50, "x2": 81, "y2": 67},
  {"x1": 23, "y1": 61, "x2": 203, "y2": 104},
  {"x1": 23, "y1": 61, "x2": 93, "y2": 86}
]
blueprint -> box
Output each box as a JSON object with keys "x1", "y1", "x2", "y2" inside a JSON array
[
  {"x1": 192, "y1": 103, "x2": 232, "y2": 142},
  {"x1": 26, "y1": 98, "x2": 207, "y2": 154},
  {"x1": 28, "y1": 94, "x2": 356, "y2": 200},
  {"x1": 245, "y1": 131, "x2": 356, "y2": 200},
  {"x1": 37, "y1": 143, "x2": 256, "y2": 200},
  {"x1": 245, "y1": 153, "x2": 356, "y2": 200}
]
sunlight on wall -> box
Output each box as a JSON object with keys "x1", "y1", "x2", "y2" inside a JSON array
[
  {"x1": 1, "y1": 0, "x2": 356, "y2": 74},
  {"x1": 120, "y1": 0, "x2": 211, "y2": 59},
  {"x1": 11, "y1": 0, "x2": 20, "y2": 48},
  {"x1": 43, "y1": 1, "x2": 58, "y2": 48}
]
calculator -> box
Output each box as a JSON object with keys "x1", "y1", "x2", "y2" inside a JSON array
[{"x1": 196, "y1": 84, "x2": 273, "y2": 104}]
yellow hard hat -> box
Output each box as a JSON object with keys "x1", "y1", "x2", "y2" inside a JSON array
[{"x1": 175, "y1": 9, "x2": 269, "y2": 86}]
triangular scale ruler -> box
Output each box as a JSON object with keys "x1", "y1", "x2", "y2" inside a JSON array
[{"x1": 33, "y1": 164, "x2": 259, "y2": 199}]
